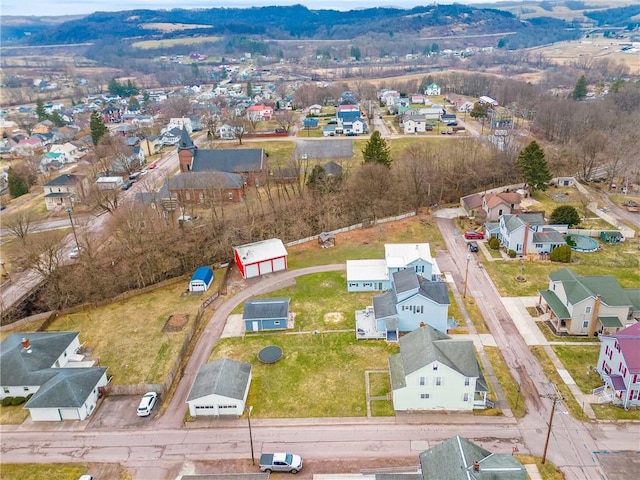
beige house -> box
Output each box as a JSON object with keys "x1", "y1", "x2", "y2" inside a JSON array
[
  {"x1": 482, "y1": 192, "x2": 522, "y2": 221},
  {"x1": 43, "y1": 174, "x2": 88, "y2": 210}
]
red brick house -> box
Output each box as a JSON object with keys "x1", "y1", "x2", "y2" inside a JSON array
[{"x1": 167, "y1": 172, "x2": 245, "y2": 204}]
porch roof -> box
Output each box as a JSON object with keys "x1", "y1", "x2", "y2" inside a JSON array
[
  {"x1": 598, "y1": 316, "x2": 623, "y2": 328},
  {"x1": 539, "y1": 290, "x2": 570, "y2": 319},
  {"x1": 609, "y1": 374, "x2": 626, "y2": 391}
]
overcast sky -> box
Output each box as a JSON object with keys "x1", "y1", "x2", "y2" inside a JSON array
[{"x1": 2, "y1": 1, "x2": 502, "y2": 17}]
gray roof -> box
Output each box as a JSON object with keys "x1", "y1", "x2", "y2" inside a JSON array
[
  {"x1": 187, "y1": 358, "x2": 252, "y2": 402},
  {"x1": 243, "y1": 298, "x2": 290, "y2": 320},
  {"x1": 167, "y1": 171, "x2": 245, "y2": 190},
  {"x1": 43, "y1": 174, "x2": 85, "y2": 187},
  {"x1": 25, "y1": 367, "x2": 107, "y2": 408},
  {"x1": 418, "y1": 280, "x2": 450, "y2": 306},
  {"x1": 322, "y1": 161, "x2": 342, "y2": 177},
  {"x1": 192, "y1": 148, "x2": 265, "y2": 174},
  {"x1": 532, "y1": 230, "x2": 566, "y2": 244},
  {"x1": 502, "y1": 212, "x2": 545, "y2": 232},
  {"x1": 419, "y1": 436, "x2": 526, "y2": 480},
  {"x1": 177, "y1": 125, "x2": 196, "y2": 151},
  {"x1": 390, "y1": 325, "x2": 486, "y2": 390},
  {"x1": 393, "y1": 269, "x2": 420, "y2": 295},
  {"x1": 373, "y1": 291, "x2": 398, "y2": 320}
]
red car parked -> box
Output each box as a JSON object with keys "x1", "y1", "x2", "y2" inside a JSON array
[{"x1": 464, "y1": 231, "x2": 485, "y2": 240}]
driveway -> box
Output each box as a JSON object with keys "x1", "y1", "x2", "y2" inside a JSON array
[{"x1": 87, "y1": 395, "x2": 161, "y2": 430}]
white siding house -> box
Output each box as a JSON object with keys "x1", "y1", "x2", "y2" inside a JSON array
[
  {"x1": 389, "y1": 325, "x2": 489, "y2": 411},
  {"x1": 187, "y1": 359, "x2": 252, "y2": 417}
]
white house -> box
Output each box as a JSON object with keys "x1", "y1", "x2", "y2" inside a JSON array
[
  {"x1": 425, "y1": 83, "x2": 441, "y2": 96},
  {"x1": 0, "y1": 332, "x2": 108, "y2": 421},
  {"x1": 49, "y1": 142, "x2": 80, "y2": 163},
  {"x1": 165, "y1": 117, "x2": 193, "y2": 134},
  {"x1": 595, "y1": 322, "x2": 640, "y2": 408},
  {"x1": 233, "y1": 238, "x2": 288, "y2": 279},
  {"x1": 43, "y1": 174, "x2": 88, "y2": 210},
  {"x1": 389, "y1": 325, "x2": 489, "y2": 411},
  {"x1": 308, "y1": 104, "x2": 322, "y2": 115},
  {"x1": 186, "y1": 359, "x2": 252, "y2": 417},
  {"x1": 402, "y1": 115, "x2": 427, "y2": 134},
  {"x1": 496, "y1": 212, "x2": 567, "y2": 255}
]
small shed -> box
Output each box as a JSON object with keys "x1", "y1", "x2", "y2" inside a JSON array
[
  {"x1": 600, "y1": 231, "x2": 623, "y2": 244},
  {"x1": 189, "y1": 266, "x2": 214, "y2": 292},
  {"x1": 318, "y1": 232, "x2": 336, "y2": 248},
  {"x1": 186, "y1": 359, "x2": 252, "y2": 417},
  {"x1": 233, "y1": 238, "x2": 288, "y2": 279},
  {"x1": 243, "y1": 298, "x2": 290, "y2": 332}
]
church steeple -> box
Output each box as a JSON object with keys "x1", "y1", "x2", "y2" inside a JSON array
[
  {"x1": 178, "y1": 125, "x2": 196, "y2": 153},
  {"x1": 178, "y1": 125, "x2": 196, "y2": 172}
]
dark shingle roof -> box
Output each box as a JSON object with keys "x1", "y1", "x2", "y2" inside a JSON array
[
  {"x1": 43, "y1": 174, "x2": 85, "y2": 187},
  {"x1": 187, "y1": 359, "x2": 252, "y2": 402},
  {"x1": 393, "y1": 269, "x2": 420, "y2": 295},
  {"x1": 243, "y1": 298, "x2": 290, "y2": 320},
  {"x1": 167, "y1": 172, "x2": 245, "y2": 190},
  {"x1": 192, "y1": 149, "x2": 264, "y2": 174},
  {"x1": 418, "y1": 280, "x2": 450, "y2": 306},
  {"x1": 373, "y1": 291, "x2": 398, "y2": 320},
  {"x1": 25, "y1": 368, "x2": 107, "y2": 408}
]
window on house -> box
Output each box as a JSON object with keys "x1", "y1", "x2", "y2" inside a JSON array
[
  {"x1": 464, "y1": 378, "x2": 470, "y2": 386},
  {"x1": 585, "y1": 306, "x2": 592, "y2": 314},
  {"x1": 3, "y1": 387, "x2": 9, "y2": 394},
  {"x1": 199, "y1": 192, "x2": 204, "y2": 201},
  {"x1": 228, "y1": 192, "x2": 233, "y2": 200},
  {"x1": 185, "y1": 192, "x2": 191, "y2": 200},
  {"x1": 435, "y1": 377, "x2": 442, "y2": 386},
  {"x1": 23, "y1": 387, "x2": 29, "y2": 392},
  {"x1": 419, "y1": 377, "x2": 425, "y2": 386},
  {"x1": 433, "y1": 364, "x2": 438, "y2": 371},
  {"x1": 463, "y1": 393, "x2": 469, "y2": 402},
  {"x1": 420, "y1": 393, "x2": 430, "y2": 399},
  {"x1": 582, "y1": 320, "x2": 589, "y2": 328}
]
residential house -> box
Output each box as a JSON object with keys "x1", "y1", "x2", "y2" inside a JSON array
[
  {"x1": 186, "y1": 359, "x2": 251, "y2": 417},
  {"x1": 460, "y1": 193, "x2": 483, "y2": 217},
  {"x1": 322, "y1": 125, "x2": 336, "y2": 137},
  {"x1": 11, "y1": 138, "x2": 43, "y2": 156},
  {"x1": 308, "y1": 104, "x2": 322, "y2": 115},
  {"x1": 482, "y1": 192, "x2": 522, "y2": 221},
  {"x1": 233, "y1": 238, "x2": 288, "y2": 280},
  {"x1": 322, "y1": 161, "x2": 343, "y2": 178},
  {"x1": 402, "y1": 115, "x2": 427, "y2": 134},
  {"x1": 243, "y1": 298, "x2": 290, "y2": 332},
  {"x1": 166, "y1": 117, "x2": 193, "y2": 134},
  {"x1": 217, "y1": 123, "x2": 237, "y2": 140},
  {"x1": 303, "y1": 117, "x2": 319, "y2": 129},
  {"x1": 167, "y1": 171, "x2": 245, "y2": 204},
  {"x1": 410, "y1": 94, "x2": 427, "y2": 105},
  {"x1": 538, "y1": 268, "x2": 640, "y2": 336},
  {"x1": 496, "y1": 212, "x2": 568, "y2": 255},
  {"x1": 49, "y1": 142, "x2": 80, "y2": 163},
  {"x1": 32, "y1": 120, "x2": 54, "y2": 134},
  {"x1": 161, "y1": 127, "x2": 182, "y2": 146},
  {"x1": 111, "y1": 145, "x2": 145, "y2": 173},
  {"x1": 595, "y1": 322, "x2": 640, "y2": 408},
  {"x1": 419, "y1": 436, "x2": 526, "y2": 478},
  {"x1": 178, "y1": 127, "x2": 266, "y2": 186},
  {"x1": 0, "y1": 332, "x2": 109, "y2": 421},
  {"x1": 43, "y1": 174, "x2": 88, "y2": 210},
  {"x1": 445, "y1": 93, "x2": 474, "y2": 113},
  {"x1": 424, "y1": 83, "x2": 441, "y2": 96},
  {"x1": 140, "y1": 135, "x2": 162, "y2": 157},
  {"x1": 388, "y1": 325, "x2": 489, "y2": 410},
  {"x1": 246, "y1": 104, "x2": 273, "y2": 121}
]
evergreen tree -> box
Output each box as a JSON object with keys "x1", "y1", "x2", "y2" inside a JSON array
[
  {"x1": 7, "y1": 167, "x2": 29, "y2": 198},
  {"x1": 35, "y1": 98, "x2": 48, "y2": 121},
  {"x1": 362, "y1": 131, "x2": 392, "y2": 168},
  {"x1": 246, "y1": 82, "x2": 253, "y2": 98},
  {"x1": 470, "y1": 102, "x2": 489, "y2": 119},
  {"x1": 516, "y1": 141, "x2": 552, "y2": 192},
  {"x1": 108, "y1": 78, "x2": 120, "y2": 96},
  {"x1": 90, "y1": 111, "x2": 108, "y2": 146},
  {"x1": 571, "y1": 75, "x2": 588, "y2": 100},
  {"x1": 128, "y1": 96, "x2": 140, "y2": 111},
  {"x1": 49, "y1": 111, "x2": 66, "y2": 127},
  {"x1": 549, "y1": 205, "x2": 581, "y2": 227}
]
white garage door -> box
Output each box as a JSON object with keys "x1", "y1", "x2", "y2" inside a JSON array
[
  {"x1": 259, "y1": 260, "x2": 273, "y2": 275},
  {"x1": 245, "y1": 264, "x2": 260, "y2": 279},
  {"x1": 272, "y1": 257, "x2": 286, "y2": 272},
  {"x1": 60, "y1": 408, "x2": 79, "y2": 420}
]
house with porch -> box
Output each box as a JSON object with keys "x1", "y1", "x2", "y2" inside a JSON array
[
  {"x1": 389, "y1": 325, "x2": 490, "y2": 411},
  {"x1": 0, "y1": 332, "x2": 108, "y2": 421},
  {"x1": 595, "y1": 322, "x2": 640, "y2": 408},
  {"x1": 43, "y1": 174, "x2": 88, "y2": 210},
  {"x1": 495, "y1": 212, "x2": 568, "y2": 255},
  {"x1": 538, "y1": 268, "x2": 640, "y2": 336}
]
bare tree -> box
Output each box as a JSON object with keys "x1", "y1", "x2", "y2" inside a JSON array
[
  {"x1": 273, "y1": 110, "x2": 298, "y2": 133},
  {"x1": 87, "y1": 184, "x2": 121, "y2": 214},
  {"x1": 3, "y1": 211, "x2": 36, "y2": 246}
]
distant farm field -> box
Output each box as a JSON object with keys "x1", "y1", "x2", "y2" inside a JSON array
[
  {"x1": 132, "y1": 36, "x2": 222, "y2": 50},
  {"x1": 141, "y1": 23, "x2": 211, "y2": 32}
]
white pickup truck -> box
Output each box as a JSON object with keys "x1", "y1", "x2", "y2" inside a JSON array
[{"x1": 259, "y1": 452, "x2": 303, "y2": 474}]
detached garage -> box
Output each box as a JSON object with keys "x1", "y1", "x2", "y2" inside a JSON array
[
  {"x1": 243, "y1": 298, "x2": 290, "y2": 332},
  {"x1": 189, "y1": 266, "x2": 214, "y2": 292},
  {"x1": 233, "y1": 238, "x2": 288, "y2": 279},
  {"x1": 186, "y1": 359, "x2": 252, "y2": 417}
]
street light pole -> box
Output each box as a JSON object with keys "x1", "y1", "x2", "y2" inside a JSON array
[
  {"x1": 463, "y1": 253, "x2": 471, "y2": 298},
  {"x1": 247, "y1": 405, "x2": 255, "y2": 465},
  {"x1": 66, "y1": 208, "x2": 80, "y2": 250}
]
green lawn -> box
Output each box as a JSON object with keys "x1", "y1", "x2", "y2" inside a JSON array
[
  {"x1": 1, "y1": 464, "x2": 87, "y2": 480},
  {"x1": 536, "y1": 321, "x2": 600, "y2": 343},
  {"x1": 591, "y1": 404, "x2": 640, "y2": 420},
  {"x1": 483, "y1": 346, "x2": 526, "y2": 418},
  {"x1": 235, "y1": 271, "x2": 372, "y2": 332},
  {"x1": 46, "y1": 280, "x2": 204, "y2": 385},
  {"x1": 551, "y1": 345, "x2": 602, "y2": 394},
  {"x1": 370, "y1": 399, "x2": 395, "y2": 416},
  {"x1": 369, "y1": 371, "x2": 391, "y2": 397},
  {"x1": 287, "y1": 217, "x2": 444, "y2": 269},
  {"x1": 209, "y1": 332, "x2": 398, "y2": 418},
  {"x1": 514, "y1": 456, "x2": 565, "y2": 480}
]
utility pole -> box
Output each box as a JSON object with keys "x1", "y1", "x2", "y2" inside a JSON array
[
  {"x1": 542, "y1": 385, "x2": 563, "y2": 464},
  {"x1": 463, "y1": 253, "x2": 471, "y2": 298}
]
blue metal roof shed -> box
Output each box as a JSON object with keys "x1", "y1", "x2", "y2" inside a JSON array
[{"x1": 189, "y1": 266, "x2": 214, "y2": 292}]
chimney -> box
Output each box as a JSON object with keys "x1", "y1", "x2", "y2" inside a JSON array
[
  {"x1": 21, "y1": 338, "x2": 31, "y2": 350},
  {"x1": 473, "y1": 461, "x2": 480, "y2": 472},
  {"x1": 589, "y1": 294, "x2": 602, "y2": 337},
  {"x1": 522, "y1": 221, "x2": 530, "y2": 256}
]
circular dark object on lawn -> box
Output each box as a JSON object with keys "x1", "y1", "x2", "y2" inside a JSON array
[{"x1": 258, "y1": 345, "x2": 283, "y2": 364}]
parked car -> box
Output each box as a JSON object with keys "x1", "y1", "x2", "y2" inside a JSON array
[
  {"x1": 148, "y1": 162, "x2": 158, "y2": 169},
  {"x1": 69, "y1": 246, "x2": 81, "y2": 259},
  {"x1": 259, "y1": 453, "x2": 303, "y2": 474},
  {"x1": 137, "y1": 392, "x2": 157, "y2": 416},
  {"x1": 121, "y1": 181, "x2": 134, "y2": 190},
  {"x1": 464, "y1": 231, "x2": 485, "y2": 240},
  {"x1": 467, "y1": 241, "x2": 479, "y2": 253},
  {"x1": 78, "y1": 476, "x2": 94, "y2": 480}
]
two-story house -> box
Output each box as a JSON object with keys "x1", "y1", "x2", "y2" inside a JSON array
[
  {"x1": 425, "y1": 83, "x2": 441, "y2": 96},
  {"x1": 43, "y1": 174, "x2": 88, "y2": 210},
  {"x1": 402, "y1": 115, "x2": 427, "y2": 134},
  {"x1": 595, "y1": 322, "x2": 640, "y2": 408},
  {"x1": 482, "y1": 192, "x2": 522, "y2": 221},
  {"x1": 538, "y1": 268, "x2": 640, "y2": 336},
  {"x1": 246, "y1": 104, "x2": 273, "y2": 122},
  {"x1": 389, "y1": 325, "x2": 489, "y2": 411},
  {"x1": 496, "y1": 212, "x2": 568, "y2": 255}
]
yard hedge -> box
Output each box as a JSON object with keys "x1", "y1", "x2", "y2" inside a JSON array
[
  {"x1": 11, "y1": 396, "x2": 26, "y2": 406},
  {"x1": 1, "y1": 397, "x2": 14, "y2": 407}
]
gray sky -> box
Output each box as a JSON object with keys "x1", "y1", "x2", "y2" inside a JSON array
[{"x1": 1, "y1": 1, "x2": 501, "y2": 17}]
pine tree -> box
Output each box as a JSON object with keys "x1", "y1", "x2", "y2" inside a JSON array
[
  {"x1": 516, "y1": 141, "x2": 552, "y2": 192},
  {"x1": 35, "y1": 98, "x2": 47, "y2": 121},
  {"x1": 571, "y1": 75, "x2": 588, "y2": 100},
  {"x1": 7, "y1": 167, "x2": 29, "y2": 198},
  {"x1": 90, "y1": 111, "x2": 108, "y2": 146},
  {"x1": 362, "y1": 131, "x2": 392, "y2": 168}
]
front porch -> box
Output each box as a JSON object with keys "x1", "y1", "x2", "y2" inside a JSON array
[
  {"x1": 592, "y1": 373, "x2": 629, "y2": 408},
  {"x1": 355, "y1": 307, "x2": 398, "y2": 342}
]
